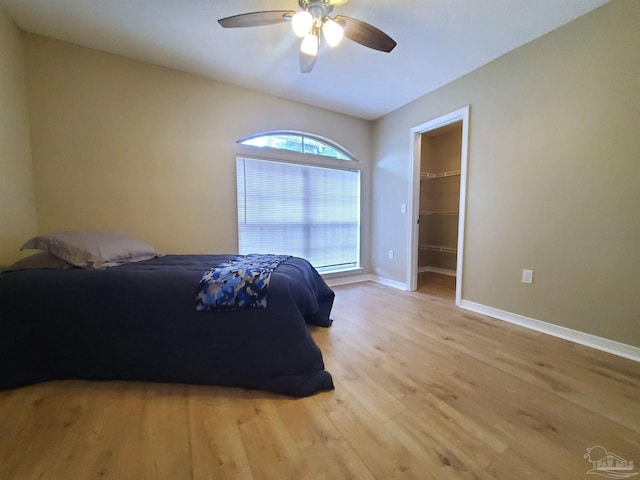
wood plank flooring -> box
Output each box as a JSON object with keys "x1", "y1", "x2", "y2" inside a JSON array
[{"x1": 1, "y1": 273, "x2": 638, "y2": 479}]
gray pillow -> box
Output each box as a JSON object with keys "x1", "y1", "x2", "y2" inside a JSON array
[
  {"x1": 21, "y1": 231, "x2": 158, "y2": 269},
  {"x1": 5, "y1": 252, "x2": 74, "y2": 271}
]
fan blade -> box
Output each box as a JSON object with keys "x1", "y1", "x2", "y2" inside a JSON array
[
  {"x1": 300, "y1": 50, "x2": 317, "y2": 73},
  {"x1": 334, "y1": 15, "x2": 396, "y2": 52},
  {"x1": 328, "y1": 0, "x2": 349, "y2": 5},
  {"x1": 218, "y1": 11, "x2": 294, "y2": 28}
]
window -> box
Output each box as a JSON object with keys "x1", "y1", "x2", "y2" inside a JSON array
[
  {"x1": 238, "y1": 131, "x2": 355, "y2": 162},
  {"x1": 236, "y1": 156, "x2": 360, "y2": 274}
]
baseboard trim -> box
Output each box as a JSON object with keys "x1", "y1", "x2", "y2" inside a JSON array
[
  {"x1": 459, "y1": 300, "x2": 640, "y2": 363},
  {"x1": 326, "y1": 274, "x2": 408, "y2": 291},
  {"x1": 418, "y1": 266, "x2": 456, "y2": 277},
  {"x1": 325, "y1": 274, "x2": 371, "y2": 287},
  {"x1": 369, "y1": 275, "x2": 409, "y2": 291}
]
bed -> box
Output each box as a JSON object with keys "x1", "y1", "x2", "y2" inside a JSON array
[{"x1": 0, "y1": 232, "x2": 335, "y2": 397}]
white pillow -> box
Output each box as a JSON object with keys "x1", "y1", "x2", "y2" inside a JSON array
[{"x1": 21, "y1": 231, "x2": 158, "y2": 269}]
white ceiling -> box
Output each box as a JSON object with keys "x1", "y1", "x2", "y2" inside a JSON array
[{"x1": 0, "y1": 0, "x2": 609, "y2": 120}]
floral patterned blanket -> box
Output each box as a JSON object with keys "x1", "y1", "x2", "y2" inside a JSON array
[{"x1": 196, "y1": 254, "x2": 291, "y2": 311}]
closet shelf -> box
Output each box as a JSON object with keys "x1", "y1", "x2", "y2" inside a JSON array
[
  {"x1": 421, "y1": 169, "x2": 461, "y2": 180},
  {"x1": 419, "y1": 244, "x2": 457, "y2": 254}
]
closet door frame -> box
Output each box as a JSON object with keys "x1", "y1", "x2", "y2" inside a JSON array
[{"x1": 407, "y1": 105, "x2": 469, "y2": 304}]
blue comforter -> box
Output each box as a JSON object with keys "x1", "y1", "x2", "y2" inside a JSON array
[{"x1": 0, "y1": 255, "x2": 334, "y2": 397}]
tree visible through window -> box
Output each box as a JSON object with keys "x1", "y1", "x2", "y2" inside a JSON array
[{"x1": 238, "y1": 131, "x2": 355, "y2": 162}]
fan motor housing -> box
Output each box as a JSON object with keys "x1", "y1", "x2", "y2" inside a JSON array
[{"x1": 298, "y1": 0, "x2": 334, "y2": 18}]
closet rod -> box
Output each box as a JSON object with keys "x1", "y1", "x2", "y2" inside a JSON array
[{"x1": 419, "y1": 244, "x2": 457, "y2": 254}]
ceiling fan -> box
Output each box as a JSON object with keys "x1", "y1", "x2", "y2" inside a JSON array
[{"x1": 218, "y1": 0, "x2": 397, "y2": 73}]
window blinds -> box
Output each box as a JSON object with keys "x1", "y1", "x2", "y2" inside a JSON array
[{"x1": 236, "y1": 157, "x2": 360, "y2": 273}]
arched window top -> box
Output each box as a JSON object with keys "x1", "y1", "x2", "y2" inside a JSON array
[{"x1": 237, "y1": 130, "x2": 357, "y2": 162}]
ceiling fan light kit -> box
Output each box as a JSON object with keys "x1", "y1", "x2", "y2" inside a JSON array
[
  {"x1": 217, "y1": 0, "x2": 396, "y2": 73},
  {"x1": 292, "y1": 1, "x2": 344, "y2": 53},
  {"x1": 322, "y1": 18, "x2": 344, "y2": 47},
  {"x1": 291, "y1": 10, "x2": 313, "y2": 37},
  {"x1": 301, "y1": 29, "x2": 320, "y2": 56}
]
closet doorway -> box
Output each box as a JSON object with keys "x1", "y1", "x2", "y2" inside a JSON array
[{"x1": 407, "y1": 106, "x2": 469, "y2": 305}]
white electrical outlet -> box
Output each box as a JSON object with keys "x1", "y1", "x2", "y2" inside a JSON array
[
  {"x1": 388, "y1": 250, "x2": 394, "y2": 259},
  {"x1": 522, "y1": 269, "x2": 533, "y2": 284}
]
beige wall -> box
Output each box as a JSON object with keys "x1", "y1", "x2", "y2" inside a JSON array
[
  {"x1": 0, "y1": 9, "x2": 37, "y2": 265},
  {"x1": 22, "y1": 35, "x2": 372, "y2": 267},
  {"x1": 372, "y1": 0, "x2": 640, "y2": 346}
]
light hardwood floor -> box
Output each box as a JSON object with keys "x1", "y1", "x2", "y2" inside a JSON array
[{"x1": 1, "y1": 274, "x2": 638, "y2": 479}]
